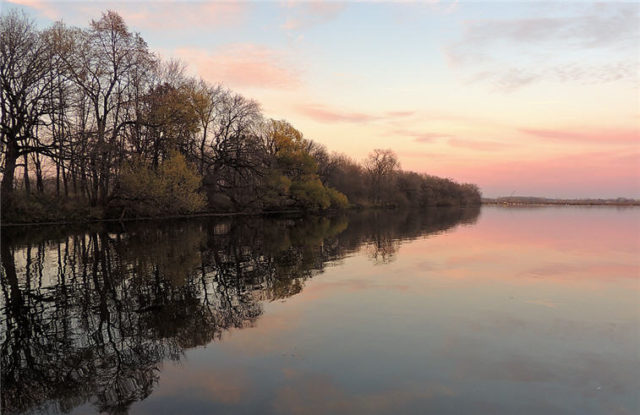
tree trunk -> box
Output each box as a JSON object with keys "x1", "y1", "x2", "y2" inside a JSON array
[
  {"x1": 23, "y1": 153, "x2": 31, "y2": 194},
  {"x1": 35, "y1": 153, "x2": 44, "y2": 193},
  {"x1": 1, "y1": 141, "x2": 19, "y2": 213}
]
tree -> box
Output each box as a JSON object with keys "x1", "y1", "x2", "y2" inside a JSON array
[
  {"x1": 263, "y1": 120, "x2": 347, "y2": 210},
  {"x1": 0, "y1": 11, "x2": 55, "y2": 212},
  {"x1": 0, "y1": 9, "x2": 481, "y2": 221},
  {"x1": 203, "y1": 90, "x2": 264, "y2": 210},
  {"x1": 364, "y1": 149, "x2": 399, "y2": 206},
  {"x1": 59, "y1": 10, "x2": 154, "y2": 205},
  {"x1": 114, "y1": 151, "x2": 205, "y2": 217},
  {"x1": 188, "y1": 79, "x2": 222, "y2": 175}
]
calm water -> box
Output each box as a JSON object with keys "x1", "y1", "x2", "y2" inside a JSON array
[{"x1": 1, "y1": 207, "x2": 639, "y2": 415}]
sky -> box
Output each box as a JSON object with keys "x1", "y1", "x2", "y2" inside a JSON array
[{"x1": 3, "y1": 0, "x2": 639, "y2": 198}]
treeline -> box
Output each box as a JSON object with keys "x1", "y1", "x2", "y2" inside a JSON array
[
  {"x1": 484, "y1": 196, "x2": 640, "y2": 206},
  {"x1": 0, "y1": 10, "x2": 481, "y2": 222}
]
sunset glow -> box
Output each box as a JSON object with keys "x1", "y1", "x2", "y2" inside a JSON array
[{"x1": 6, "y1": 0, "x2": 639, "y2": 197}]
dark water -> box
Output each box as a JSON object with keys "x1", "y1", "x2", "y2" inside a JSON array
[{"x1": 1, "y1": 207, "x2": 638, "y2": 415}]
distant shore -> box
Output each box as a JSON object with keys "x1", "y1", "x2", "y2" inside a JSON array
[{"x1": 483, "y1": 197, "x2": 640, "y2": 206}]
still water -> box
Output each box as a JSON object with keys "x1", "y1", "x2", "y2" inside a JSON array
[{"x1": 1, "y1": 207, "x2": 639, "y2": 415}]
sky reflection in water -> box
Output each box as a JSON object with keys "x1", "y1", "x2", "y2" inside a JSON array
[{"x1": 1, "y1": 206, "x2": 638, "y2": 415}]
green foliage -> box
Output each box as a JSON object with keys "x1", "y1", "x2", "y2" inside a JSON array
[
  {"x1": 327, "y1": 187, "x2": 349, "y2": 209},
  {"x1": 290, "y1": 178, "x2": 331, "y2": 211},
  {"x1": 264, "y1": 120, "x2": 349, "y2": 211},
  {"x1": 261, "y1": 171, "x2": 292, "y2": 209},
  {"x1": 115, "y1": 152, "x2": 206, "y2": 217}
]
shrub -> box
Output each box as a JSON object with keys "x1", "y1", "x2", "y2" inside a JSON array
[{"x1": 114, "y1": 152, "x2": 206, "y2": 217}]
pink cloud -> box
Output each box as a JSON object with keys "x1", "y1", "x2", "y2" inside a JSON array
[
  {"x1": 520, "y1": 127, "x2": 640, "y2": 145},
  {"x1": 386, "y1": 111, "x2": 415, "y2": 118},
  {"x1": 296, "y1": 105, "x2": 420, "y2": 124},
  {"x1": 296, "y1": 104, "x2": 378, "y2": 123},
  {"x1": 6, "y1": 1, "x2": 247, "y2": 29},
  {"x1": 448, "y1": 138, "x2": 513, "y2": 151},
  {"x1": 389, "y1": 129, "x2": 452, "y2": 143},
  {"x1": 175, "y1": 44, "x2": 301, "y2": 90},
  {"x1": 6, "y1": 0, "x2": 59, "y2": 19},
  {"x1": 117, "y1": 2, "x2": 247, "y2": 30}
]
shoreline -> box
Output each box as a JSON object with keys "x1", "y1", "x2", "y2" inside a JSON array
[
  {"x1": 1, "y1": 205, "x2": 479, "y2": 227},
  {"x1": 0, "y1": 209, "x2": 312, "y2": 228},
  {"x1": 3, "y1": 202, "x2": 637, "y2": 227}
]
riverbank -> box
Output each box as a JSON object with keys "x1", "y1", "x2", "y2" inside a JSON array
[
  {"x1": 0, "y1": 208, "x2": 337, "y2": 227},
  {"x1": 1, "y1": 203, "x2": 485, "y2": 227}
]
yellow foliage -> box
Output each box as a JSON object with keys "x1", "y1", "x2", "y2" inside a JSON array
[
  {"x1": 327, "y1": 187, "x2": 349, "y2": 209},
  {"x1": 290, "y1": 178, "x2": 330, "y2": 210},
  {"x1": 118, "y1": 152, "x2": 205, "y2": 216}
]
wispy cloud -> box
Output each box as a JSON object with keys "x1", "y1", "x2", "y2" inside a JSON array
[
  {"x1": 175, "y1": 44, "x2": 301, "y2": 90},
  {"x1": 296, "y1": 104, "x2": 417, "y2": 123},
  {"x1": 468, "y1": 62, "x2": 637, "y2": 92},
  {"x1": 520, "y1": 127, "x2": 640, "y2": 145},
  {"x1": 116, "y1": 2, "x2": 247, "y2": 30},
  {"x1": 280, "y1": 1, "x2": 345, "y2": 32},
  {"x1": 448, "y1": 138, "x2": 512, "y2": 152},
  {"x1": 6, "y1": 0, "x2": 248, "y2": 29},
  {"x1": 446, "y1": 3, "x2": 640, "y2": 91},
  {"x1": 295, "y1": 104, "x2": 378, "y2": 123},
  {"x1": 6, "y1": 0, "x2": 60, "y2": 19},
  {"x1": 389, "y1": 129, "x2": 452, "y2": 143}
]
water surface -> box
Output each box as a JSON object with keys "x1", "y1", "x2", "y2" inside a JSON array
[{"x1": 1, "y1": 206, "x2": 638, "y2": 414}]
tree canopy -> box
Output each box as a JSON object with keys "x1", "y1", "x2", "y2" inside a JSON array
[{"x1": 0, "y1": 10, "x2": 481, "y2": 222}]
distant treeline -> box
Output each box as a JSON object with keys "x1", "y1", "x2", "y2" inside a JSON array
[
  {"x1": 483, "y1": 197, "x2": 640, "y2": 206},
  {"x1": 0, "y1": 10, "x2": 481, "y2": 223}
]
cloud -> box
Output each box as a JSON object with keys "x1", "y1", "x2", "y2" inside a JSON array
[
  {"x1": 385, "y1": 111, "x2": 415, "y2": 118},
  {"x1": 296, "y1": 104, "x2": 418, "y2": 124},
  {"x1": 174, "y1": 44, "x2": 301, "y2": 90},
  {"x1": 446, "y1": 3, "x2": 640, "y2": 90},
  {"x1": 468, "y1": 62, "x2": 638, "y2": 92},
  {"x1": 469, "y1": 68, "x2": 541, "y2": 92},
  {"x1": 520, "y1": 127, "x2": 640, "y2": 145},
  {"x1": 6, "y1": 0, "x2": 59, "y2": 19},
  {"x1": 448, "y1": 138, "x2": 512, "y2": 152},
  {"x1": 5, "y1": 0, "x2": 248, "y2": 29},
  {"x1": 280, "y1": 1, "x2": 346, "y2": 32},
  {"x1": 116, "y1": 2, "x2": 247, "y2": 30},
  {"x1": 296, "y1": 104, "x2": 378, "y2": 123},
  {"x1": 389, "y1": 129, "x2": 452, "y2": 143},
  {"x1": 414, "y1": 134, "x2": 449, "y2": 143}
]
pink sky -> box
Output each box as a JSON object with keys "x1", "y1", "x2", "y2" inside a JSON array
[{"x1": 7, "y1": 0, "x2": 640, "y2": 197}]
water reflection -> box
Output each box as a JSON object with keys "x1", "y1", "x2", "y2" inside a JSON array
[{"x1": 1, "y1": 207, "x2": 480, "y2": 415}]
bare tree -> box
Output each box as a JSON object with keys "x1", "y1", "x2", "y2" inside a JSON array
[
  {"x1": 364, "y1": 148, "x2": 399, "y2": 206},
  {"x1": 0, "y1": 11, "x2": 55, "y2": 211},
  {"x1": 59, "y1": 10, "x2": 154, "y2": 205}
]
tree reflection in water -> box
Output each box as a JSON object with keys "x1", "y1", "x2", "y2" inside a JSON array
[{"x1": 1, "y1": 207, "x2": 479, "y2": 415}]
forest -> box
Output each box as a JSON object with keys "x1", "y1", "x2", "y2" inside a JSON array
[{"x1": 0, "y1": 10, "x2": 481, "y2": 223}]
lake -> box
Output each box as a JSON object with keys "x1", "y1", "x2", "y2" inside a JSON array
[{"x1": 1, "y1": 206, "x2": 638, "y2": 415}]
